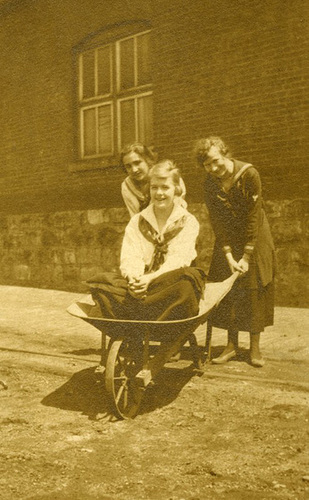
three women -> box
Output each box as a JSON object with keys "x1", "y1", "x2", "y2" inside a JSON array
[{"x1": 89, "y1": 137, "x2": 275, "y2": 367}]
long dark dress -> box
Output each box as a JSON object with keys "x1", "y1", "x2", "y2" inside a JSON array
[{"x1": 205, "y1": 160, "x2": 276, "y2": 332}]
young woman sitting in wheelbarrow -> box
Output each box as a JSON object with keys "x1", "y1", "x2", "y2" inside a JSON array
[{"x1": 86, "y1": 160, "x2": 206, "y2": 321}]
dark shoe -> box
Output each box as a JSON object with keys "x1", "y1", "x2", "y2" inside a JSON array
[
  {"x1": 250, "y1": 356, "x2": 265, "y2": 367},
  {"x1": 212, "y1": 350, "x2": 236, "y2": 364}
]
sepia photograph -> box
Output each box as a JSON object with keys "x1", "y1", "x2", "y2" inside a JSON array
[{"x1": 0, "y1": 0, "x2": 308, "y2": 498}]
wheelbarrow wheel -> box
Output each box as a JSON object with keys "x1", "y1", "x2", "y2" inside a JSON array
[{"x1": 105, "y1": 337, "x2": 143, "y2": 419}]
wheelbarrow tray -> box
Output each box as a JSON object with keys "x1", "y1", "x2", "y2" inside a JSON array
[{"x1": 67, "y1": 272, "x2": 238, "y2": 340}]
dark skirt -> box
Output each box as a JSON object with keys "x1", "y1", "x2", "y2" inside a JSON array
[
  {"x1": 85, "y1": 267, "x2": 206, "y2": 321},
  {"x1": 209, "y1": 279, "x2": 274, "y2": 332},
  {"x1": 208, "y1": 240, "x2": 275, "y2": 332}
]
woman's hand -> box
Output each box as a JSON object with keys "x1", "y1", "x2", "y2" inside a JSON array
[
  {"x1": 127, "y1": 273, "x2": 155, "y2": 299},
  {"x1": 237, "y1": 257, "x2": 249, "y2": 274},
  {"x1": 225, "y1": 252, "x2": 246, "y2": 274},
  {"x1": 126, "y1": 274, "x2": 140, "y2": 285},
  {"x1": 126, "y1": 274, "x2": 143, "y2": 299}
]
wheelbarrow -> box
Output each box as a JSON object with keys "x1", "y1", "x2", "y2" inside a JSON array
[{"x1": 67, "y1": 272, "x2": 238, "y2": 419}]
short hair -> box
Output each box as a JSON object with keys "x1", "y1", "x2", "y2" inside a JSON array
[
  {"x1": 119, "y1": 143, "x2": 157, "y2": 171},
  {"x1": 194, "y1": 136, "x2": 230, "y2": 167},
  {"x1": 149, "y1": 160, "x2": 182, "y2": 196}
]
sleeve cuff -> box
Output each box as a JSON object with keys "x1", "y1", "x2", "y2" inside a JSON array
[
  {"x1": 223, "y1": 245, "x2": 232, "y2": 254},
  {"x1": 244, "y1": 244, "x2": 254, "y2": 255}
]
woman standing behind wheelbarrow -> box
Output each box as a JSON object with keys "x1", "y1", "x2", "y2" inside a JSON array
[
  {"x1": 194, "y1": 136, "x2": 276, "y2": 367},
  {"x1": 120, "y1": 142, "x2": 187, "y2": 217}
]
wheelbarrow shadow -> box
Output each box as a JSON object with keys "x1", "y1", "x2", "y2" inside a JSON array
[
  {"x1": 41, "y1": 358, "x2": 199, "y2": 420},
  {"x1": 41, "y1": 366, "x2": 110, "y2": 420},
  {"x1": 139, "y1": 363, "x2": 197, "y2": 416}
]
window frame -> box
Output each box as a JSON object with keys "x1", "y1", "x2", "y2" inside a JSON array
[{"x1": 74, "y1": 27, "x2": 152, "y2": 169}]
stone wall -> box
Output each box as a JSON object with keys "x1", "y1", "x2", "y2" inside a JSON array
[{"x1": 0, "y1": 200, "x2": 307, "y2": 307}]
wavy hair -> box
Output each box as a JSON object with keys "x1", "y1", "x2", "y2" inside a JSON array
[
  {"x1": 149, "y1": 160, "x2": 182, "y2": 196},
  {"x1": 194, "y1": 136, "x2": 230, "y2": 167},
  {"x1": 119, "y1": 143, "x2": 157, "y2": 171}
]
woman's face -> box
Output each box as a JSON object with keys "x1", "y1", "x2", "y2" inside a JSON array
[
  {"x1": 150, "y1": 175, "x2": 176, "y2": 211},
  {"x1": 122, "y1": 151, "x2": 150, "y2": 183},
  {"x1": 202, "y1": 145, "x2": 229, "y2": 179}
]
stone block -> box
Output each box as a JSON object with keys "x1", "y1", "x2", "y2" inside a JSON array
[
  {"x1": 41, "y1": 229, "x2": 59, "y2": 246},
  {"x1": 264, "y1": 200, "x2": 284, "y2": 219},
  {"x1": 64, "y1": 250, "x2": 76, "y2": 264},
  {"x1": 49, "y1": 265, "x2": 63, "y2": 283},
  {"x1": 51, "y1": 250, "x2": 62, "y2": 264},
  {"x1": 13, "y1": 264, "x2": 31, "y2": 281},
  {"x1": 65, "y1": 227, "x2": 96, "y2": 247},
  {"x1": 62, "y1": 264, "x2": 80, "y2": 282},
  {"x1": 87, "y1": 210, "x2": 104, "y2": 225},
  {"x1": 107, "y1": 207, "x2": 130, "y2": 224},
  {"x1": 100, "y1": 249, "x2": 119, "y2": 271},
  {"x1": 272, "y1": 219, "x2": 302, "y2": 243},
  {"x1": 78, "y1": 247, "x2": 101, "y2": 264},
  {"x1": 80, "y1": 266, "x2": 105, "y2": 281},
  {"x1": 97, "y1": 226, "x2": 123, "y2": 246},
  {"x1": 283, "y1": 199, "x2": 309, "y2": 218}
]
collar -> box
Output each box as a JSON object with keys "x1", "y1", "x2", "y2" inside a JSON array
[
  {"x1": 207, "y1": 159, "x2": 250, "y2": 188},
  {"x1": 124, "y1": 176, "x2": 148, "y2": 201},
  {"x1": 140, "y1": 203, "x2": 188, "y2": 234},
  {"x1": 231, "y1": 159, "x2": 248, "y2": 175}
]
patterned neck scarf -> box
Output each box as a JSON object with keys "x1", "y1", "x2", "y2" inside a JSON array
[{"x1": 138, "y1": 214, "x2": 187, "y2": 272}]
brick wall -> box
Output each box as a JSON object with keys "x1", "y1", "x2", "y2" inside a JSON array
[
  {"x1": 0, "y1": 201, "x2": 308, "y2": 307},
  {"x1": 152, "y1": 0, "x2": 308, "y2": 200}
]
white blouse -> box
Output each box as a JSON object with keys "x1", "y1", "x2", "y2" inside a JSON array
[{"x1": 120, "y1": 203, "x2": 199, "y2": 279}]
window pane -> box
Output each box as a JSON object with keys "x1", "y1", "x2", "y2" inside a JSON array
[
  {"x1": 138, "y1": 95, "x2": 153, "y2": 145},
  {"x1": 120, "y1": 99, "x2": 135, "y2": 147},
  {"x1": 82, "y1": 51, "x2": 95, "y2": 100},
  {"x1": 83, "y1": 108, "x2": 96, "y2": 156},
  {"x1": 119, "y1": 38, "x2": 135, "y2": 90},
  {"x1": 97, "y1": 46, "x2": 111, "y2": 95},
  {"x1": 98, "y1": 105, "x2": 113, "y2": 155},
  {"x1": 137, "y1": 33, "x2": 151, "y2": 86}
]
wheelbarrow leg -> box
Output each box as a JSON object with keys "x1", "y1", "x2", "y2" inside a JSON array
[
  {"x1": 205, "y1": 320, "x2": 213, "y2": 363},
  {"x1": 188, "y1": 333, "x2": 203, "y2": 371},
  {"x1": 95, "y1": 331, "x2": 107, "y2": 375}
]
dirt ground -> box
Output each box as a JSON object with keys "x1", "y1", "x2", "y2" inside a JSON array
[{"x1": 0, "y1": 285, "x2": 308, "y2": 500}]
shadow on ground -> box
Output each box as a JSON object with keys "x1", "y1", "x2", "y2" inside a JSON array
[
  {"x1": 41, "y1": 360, "x2": 200, "y2": 421},
  {"x1": 42, "y1": 343, "x2": 258, "y2": 421},
  {"x1": 41, "y1": 367, "x2": 109, "y2": 420}
]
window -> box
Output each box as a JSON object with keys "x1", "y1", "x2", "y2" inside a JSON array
[{"x1": 78, "y1": 30, "x2": 152, "y2": 161}]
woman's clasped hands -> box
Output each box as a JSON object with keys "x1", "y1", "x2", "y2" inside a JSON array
[
  {"x1": 127, "y1": 273, "x2": 155, "y2": 299},
  {"x1": 225, "y1": 252, "x2": 249, "y2": 275}
]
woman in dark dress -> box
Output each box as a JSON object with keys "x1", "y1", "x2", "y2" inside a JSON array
[{"x1": 195, "y1": 136, "x2": 275, "y2": 367}]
